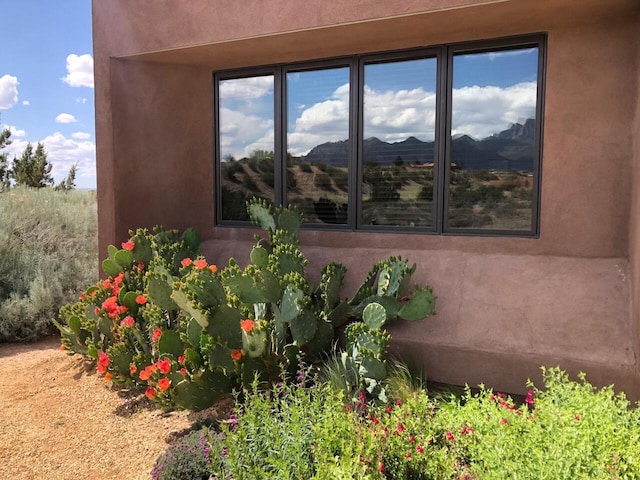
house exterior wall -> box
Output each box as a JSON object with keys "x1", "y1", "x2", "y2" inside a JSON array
[
  {"x1": 92, "y1": 0, "x2": 640, "y2": 397},
  {"x1": 630, "y1": 11, "x2": 640, "y2": 371}
]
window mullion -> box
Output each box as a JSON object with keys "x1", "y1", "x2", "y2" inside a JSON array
[
  {"x1": 437, "y1": 46, "x2": 452, "y2": 234},
  {"x1": 275, "y1": 66, "x2": 285, "y2": 207},
  {"x1": 350, "y1": 57, "x2": 362, "y2": 230}
]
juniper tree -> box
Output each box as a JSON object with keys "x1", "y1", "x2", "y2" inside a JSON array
[
  {"x1": 0, "y1": 127, "x2": 11, "y2": 190},
  {"x1": 12, "y1": 142, "x2": 54, "y2": 188}
]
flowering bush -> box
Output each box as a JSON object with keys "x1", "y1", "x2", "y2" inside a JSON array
[
  {"x1": 150, "y1": 429, "x2": 213, "y2": 480},
  {"x1": 192, "y1": 366, "x2": 640, "y2": 479},
  {"x1": 56, "y1": 200, "x2": 436, "y2": 411}
]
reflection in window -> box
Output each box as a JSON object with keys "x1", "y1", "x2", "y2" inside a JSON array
[
  {"x1": 218, "y1": 75, "x2": 275, "y2": 221},
  {"x1": 448, "y1": 47, "x2": 538, "y2": 230},
  {"x1": 286, "y1": 67, "x2": 350, "y2": 225},
  {"x1": 362, "y1": 57, "x2": 437, "y2": 227},
  {"x1": 215, "y1": 35, "x2": 544, "y2": 236}
]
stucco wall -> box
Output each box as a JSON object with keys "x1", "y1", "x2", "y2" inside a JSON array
[
  {"x1": 630, "y1": 11, "x2": 640, "y2": 364},
  {"x1": 92, "y1": 0, "x2": 640, "y2": 395}
]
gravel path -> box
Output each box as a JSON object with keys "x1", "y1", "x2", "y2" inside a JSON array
[{"x1": 0, "y1": 336, "x2": 214, "y2": 480}]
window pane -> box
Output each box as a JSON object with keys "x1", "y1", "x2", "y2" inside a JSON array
[
  {"x1": 361, "y1": 57, "x2": 437, "y2": 227},
  {"x1": 218, "y1": 75, "x2": 275, "y2": 221},
  {"x1": 286, "y1": 67, "x2": 350, "y2": 225},
  {"x1": 448, "y1": 47, "x2": 538, "y2": 230}
]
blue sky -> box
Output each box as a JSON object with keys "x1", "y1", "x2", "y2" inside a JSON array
[{"x1": 0, "y1": 0, "x2": 95, "y2": 189}]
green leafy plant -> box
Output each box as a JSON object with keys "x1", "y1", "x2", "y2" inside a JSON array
[{"x1": 196, "y1": 366, "x2": 640, "y2": 479}]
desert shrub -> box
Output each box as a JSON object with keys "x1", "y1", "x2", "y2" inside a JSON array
[
  {"x1": 0, "y1": 187, "x2": 97, "y2": 342},
  {"x1": 201, "y1": 366, "x2": 640, "y2": 479},
  {"x1": 314, "y1": 172, "x2": 333, "y2": 191},
  {"x1": 151, "y1": 429, "x2": 213, "y2": 480},
  {"x1": 214, "y1": 377, "x2": 379, "y2": 480},
  {"x1": 436, "y1": 367, "x2": 640, "y2": 479}
]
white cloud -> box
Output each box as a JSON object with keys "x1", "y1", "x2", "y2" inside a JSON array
[
  {"x1": 71, "y1": 131, "x2": 91, "y2": 140},
  {"x1": 0, "y1": 74, "x2": 19, "y2": 109},
  {"x1": 62, "y1": 54, "x2": 94, "y2": 88},
  {"x1": 40, "y1": 131, "x2": 96, "y2": 186},
  {"x1": 219, "y1": 76, "x2": 273, "y2": 100},
  {"x1": 22, "y1": 100, "x2": 30, "y2": 106},
  {"x1": 75, "y1": 97, "x2": 88, "y2": 104},
  {"x1": 1, "y1": 124, "x2": 27, "y2": 137},
  {"x1": 219, "y1": 107, "x2": 274, "y2": 159},
  {"x1": 55, "y1": 113, "x2": 77, "y2": 124},
  {"x1": 451, "y1": 82, "x2": 537, "y2": 139}
]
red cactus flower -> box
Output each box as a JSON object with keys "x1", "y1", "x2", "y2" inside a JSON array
[
  {"x1": 240, "y1": 319, "x2": 255, "y2": 332},
  {"x1": 129, "y1": 364, "x2": 137, "y2": 374},
  {"x1": 120, "y1": 316, "x2": 135, "y2": 328},
  {"x1": 194, "y1": 259, "x2": 207, "y2": 269},
  {"x1": 152, "y1": 328, "x2": 162, "y2": 343},
  {"x1": 181, "y1": 258, "x2": 192, "y2": 267},
  {"x1": 139, "y1": 366, "x2": 153, "y2": 381},
  {"x1": 145, "y1": 387, "x2": 157, "y2": 400},
  {"x1": 135, "y1": 295, "x2": 147, "y2": 305},
  {"x1": 121, "y1": 241, "x2": 135, "y2": 251},
  {"x1": 231, "y1": 349, "x2": 244, "y2": 361},
  {"x1": 178, "y1": 354, "x2": 185, "y2": 364}
]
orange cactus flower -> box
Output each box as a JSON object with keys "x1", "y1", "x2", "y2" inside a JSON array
[
  {"x1": 231, "y1": 349, "x2": 244, "y2": 362},
  {"x1": 240, "y1": 319, "x2": 255, "y2": 332},
  {"x1": 194, "y1": 259, "x2": 207, "y2": 269},
  {"x1": 79, "y1": 292, "x2": 86, "y2": 301},
  {"x1": 135, "y1": 295, "x2": 147, "y2": 305},
  {"x1": 157, "y1": 357, "x2": 171, "y2": 374},
  {"x1": 145, "y1": 387, "x2": 157, "y2": 400},
  {"x1": 121, "y1": 241, "x2": 135, "y2": 251},
  {"x1": 104, "y1": 372, "x2": 113, "y2": 382},
  {"x1": 139, "y1": 366, "x2": 153, "y2": 381},
  {"x1": 209, "y1": 264, "x2": 218, "y2": 273},
  {"x1": 129, "y1": 364, "x2": 137, "y2": 374},
  {"x1": 181, "y1": 258, "x2": 192, "y2": 267},
  {"x1": 157, "y1": 377, "x2": 171, "y2": 392}
]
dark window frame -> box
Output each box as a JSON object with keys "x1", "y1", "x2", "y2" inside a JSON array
[{"x1": 214, "y1": 34, "x2": 546, "y2": 237}]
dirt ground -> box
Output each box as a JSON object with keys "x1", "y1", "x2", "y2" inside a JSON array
[{"x1": 0, "y1": 336, "x2": 222, "y2": 480}]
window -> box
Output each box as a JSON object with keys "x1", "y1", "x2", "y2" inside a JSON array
[{"x1": 215, "y1": 35, "x2": 545, "y2": 236}]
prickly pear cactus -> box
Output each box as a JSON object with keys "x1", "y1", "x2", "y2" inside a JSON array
[{"x1": 345, "y1": 302, "x2": 391, "y2": 401}]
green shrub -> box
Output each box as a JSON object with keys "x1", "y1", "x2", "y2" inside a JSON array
[
  {"x1": 215, "y1": 377, "x2": 379, "y2": 480},
  {"x1": 201, "y1": 366, "x2": 640, "y2": 479},
  {"x1": 0, "y1": 187, "x2": 97, "y2": 342}
]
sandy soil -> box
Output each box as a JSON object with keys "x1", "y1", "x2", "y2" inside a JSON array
[{"x1": 0, "y1": 336, "x2": 222, "y2": 480}]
